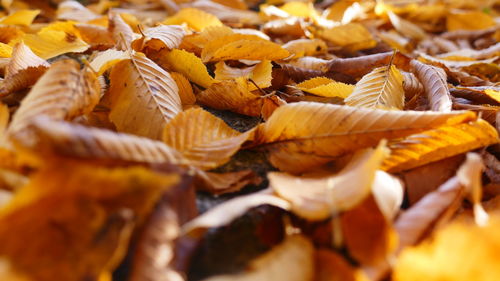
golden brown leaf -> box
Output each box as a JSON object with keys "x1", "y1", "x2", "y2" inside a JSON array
[
  {"x1": 197, "y1": 78, "x2": 263, "y2": 116},
  {"x1": 163, "y1": 8, "x2": 222, "y2": 31},
  {"x1": 108, "y1": 52, "x2": 182, "y2": 140},
  {"x1": 8, "y1": 60, "x2": 100, "y2": 141},
  {"x1": 161, "y1": 49, "x2": 215, "y2": 88},
  {"x1": 253, "y1": 102, "x2": 476, "y2": 173},
  {"x1": 109, "y1": 13, "x2": 137, "y2": 51},
  {"x1": 25, "y1": 117, "x2": 183, "y2": 166},
  {"x1": 295, "y1": 77, "x2": 354, "y2": 98},
  {"x1": 201, "y1": 34, "x2": 290, "y2": 62},
  {"x1": 382, "y1": 119, "x2": 499, "y2": 173},
  {"x1": 162, "y1": 108, "x2": 252, "y2": 170}
]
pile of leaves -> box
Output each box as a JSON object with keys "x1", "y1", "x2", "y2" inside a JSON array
[{"x1": 0, "y1": 0, "x2": 499, "y2": 280}]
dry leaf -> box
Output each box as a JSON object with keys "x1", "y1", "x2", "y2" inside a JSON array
[
  {"x1": 382, "y1": 119, "x2": 499, "y2": 173},
  {"x1": 162, "y1": 107, "x2": 252, "y2": 170},
  {"x1": 295, "y1": 77, "x2": 354, "y2": 98},
  {"x1": 0, "y1": 42, "x2": 49, "y2": 96},
  {"x1": 345, "y1": 64, "x2": 405, "y2": 110},
  {"x1": 131, "y1": 25, "x2": 185, "y2": 51},
  {"x1": 108, "y1": 52, "x2": 182, "y2": 140},
  {"x1": 253, "y1": 102, "x2": 476, "y2": 173},
  {"x1": 8, "y1": 59, "x2": 100, "y2": 141},
  {"x1": 410, "y1": 60, "x2": 452, "y2": 112},
  {"x1": 268, "y1": 141, "x2": 388, "y2": 220},
  {"x1": 21, "y1": 117, "x2": 184, "y2": 166},
  {"x1": 163, "y1": 8, "x2": 222, "y2": 31},
  {"x1": 161, "y1": 49, "x2": 215, "y2": 88}
]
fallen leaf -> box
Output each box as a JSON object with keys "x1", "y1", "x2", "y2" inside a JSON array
[
  {"x1": 8, "y1": 60, "x2": 100, "y2": 141},
  {"x1": 162, "y1": 107, "x2": 252, "y2": 170},
  {"x1": 410, "y1": 60, "x2": 452, "y2": 112},
  {"x1": 345, "y1": 64, "x2": 405, "y2": 109},
  {"x1": 253, "y1": 102, "x2": 475, "y2": 173},
  {"x1": 108, "y1": 52, "x2": 182, "y2": 140}
]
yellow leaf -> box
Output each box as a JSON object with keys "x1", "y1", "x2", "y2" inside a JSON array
[
  {"x1": 319, "y1": 23, "x2": 376, "y2": 52},
  {"x1": 0, "y1": 9, "x2": 40, "y2": 26},
  {"x1": 0, "y1": 42, "x2": 12, "y2": 58},
  {"x1": 484, "y1": 89, "x2": 500, "y2": 103},
  {"x1": 89, "y1": 49, "x2": 131, "y2": 76},
  {"x1": 382, "y1": 119, "x2": 499, "y2": 173},
  {"x1": 108, "y1": 52, "x2": 182, "y2": 140},
  {"x1": 163, "y1": 8, "x2": 222, "y2": 31},
  {"x1": 295, "y1": 77, "x2": 354, "y2": 98},
  {"x1": 1, "y1": 0, "x2": 12, "y2": 10},
  {"x1": 447, "y1": 11, "x2": 496, "y2": 31},
  {"x1": 269, "y1": 141, "x2": 388, "y2": 220},
  {"x1": 202, "y1": 235, "x2": 314, "y2": 281},
  {"x1": 162, "y1": 108, "x2": 252, "y2": 170},
  {"x1": 0, "y1": 161, "x2": 178, "y2": 281},
  {"x1": 394, "y1": 214, "x2": 500, "y2": 281},
  {"x1": 345, "y1": 65, "x2": 405, "y2": 110},
  {"x1": 162, "y1": 49, "x2": 215, "y2": 88},
  {"x1": 185, "y1": 25, "x2": 234, "y2": 49},
  {"x1": 201, "y1": 34, "x2": 290, "y2": 62},
  {"x1": 279, "y1": 1, "x2": 318, "y2": 18},
  {"x1": 23, "y1": 28, "x2": 89, "y2": 59},
  {"x1": 253, "y1": 102, "x2": 476, "y2": 173},
  {"x1": 282, "y1": 38, "x2": 327, "y2": 59},
  {"x1": 8, "y1": 60, "x2": 100, "y2": 141}
]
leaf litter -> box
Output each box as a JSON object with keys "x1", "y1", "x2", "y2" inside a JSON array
[{"x1": 0, "y1": 0, "x2": 499, "y2": 280}]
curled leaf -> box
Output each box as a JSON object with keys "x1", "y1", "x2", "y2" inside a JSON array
[{"x1": 410, "y1": 60, "x2": 452, "y2": 111}]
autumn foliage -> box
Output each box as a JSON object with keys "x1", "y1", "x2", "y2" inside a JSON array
[{"x1": 0, "y1": 0, "x2": 499, "y2": 280}]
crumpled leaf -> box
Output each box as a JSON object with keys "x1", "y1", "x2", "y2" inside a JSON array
[
  {"x1": 201, "y1": 235, "x2": 314, "y2": 281},
  {"x1": 253, "y1": 102, "x2": 476, "y2": 173},
  {"x1": 295, "y1": 77, "x2": 354, "y2": 98},
  {"x1": 108, "y1": 52, "x2": 182, "y2": 140},
  {"x1": 345, "y1": 64, "x2": 405, "y2": 110},
  {"x1": 410, "y1": 60, "x2": 452, "y2": 112},
  {"x1": 268, "y1": 141, "x2": 389, "y2": 220},
  {"x1": 162, "y1": 107, "x2": 253, "y2": 170},
  {"x1": 0, "y1": 42, "x2": 49, "y2": 96},
  {"x1": 8, "y1": 59, "x2": 100, "y2": 142},
  {"x1": 382, "y1": 119, "x2": 499, "y2": 173}
]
